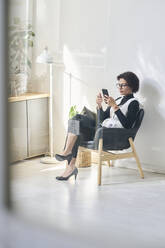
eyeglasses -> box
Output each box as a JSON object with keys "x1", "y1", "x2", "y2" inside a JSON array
[{"x1": 116, "y1": 83, "x2": 129, "y2": 89}]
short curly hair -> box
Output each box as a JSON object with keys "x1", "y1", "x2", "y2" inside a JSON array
[{"x1": 117, "y1": 71, "x2": 139, "y2": 93}]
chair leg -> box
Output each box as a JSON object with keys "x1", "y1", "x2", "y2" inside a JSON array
[
  {"x1": 129, "y1": 138, "x2": 144, "y2": 179},
  {"x1": 98, "y1": 138, "x2": 103, "y2": 185}
]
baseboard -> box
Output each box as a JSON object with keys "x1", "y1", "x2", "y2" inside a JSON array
[{"x1": 115, "y1": 159, "x2": 165, "y2": 174}]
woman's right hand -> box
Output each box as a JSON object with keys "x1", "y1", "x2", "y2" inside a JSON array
[{"x1": 96, "y1": 93, "x2": 103, "y2": 108}]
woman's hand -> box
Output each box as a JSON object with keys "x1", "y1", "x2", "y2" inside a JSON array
[
  {"x1": 96, "y1": 93, "x2": 103, "y2": 108},
  {"x1": 104, "y1": 95, "x2": 119, "y2": 111}
]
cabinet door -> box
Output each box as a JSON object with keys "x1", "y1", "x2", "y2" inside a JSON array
[
  {"x1": 27, "y1": 98, "x2": 49, "y2": 157},
  {"x1": 9, "y1": 101, "x2": 28, "y2": 162}
]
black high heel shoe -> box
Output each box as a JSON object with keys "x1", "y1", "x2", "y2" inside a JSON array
[
  {"x1": 56, "y1": 167, "x2": 78, "y2": 181},
  {"x1": 55, "y1": 153, "x2": 72, "y2": 163}
]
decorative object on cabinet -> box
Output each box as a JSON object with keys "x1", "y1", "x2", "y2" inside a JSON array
[{"x1": 8, "y1": 17, "x2": 35, "y2": 96}]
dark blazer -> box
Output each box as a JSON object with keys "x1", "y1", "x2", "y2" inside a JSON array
[{"x1": 97, "y1": 94, "x2": 139, "y2": 129}]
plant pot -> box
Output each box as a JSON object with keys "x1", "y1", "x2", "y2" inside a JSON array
[
  {"x1": 15, "y1": 73, "x2": 28, "y2": 95},
  {"x1": 9, "y1": 74, "x2": 17, "y2": 96},
  {"x1": 9, "y1": 73, "x2": 28, "y2": 96}
]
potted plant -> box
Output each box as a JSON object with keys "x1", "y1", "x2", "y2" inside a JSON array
[{"x1": 8, "y1": 17, "x2": 35, "y2": 96}]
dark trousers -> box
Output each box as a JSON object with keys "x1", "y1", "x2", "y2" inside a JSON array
[{"x1": 65, "y1": 114, "x2": 96, "y2": 158}]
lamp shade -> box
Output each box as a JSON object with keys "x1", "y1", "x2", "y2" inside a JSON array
[{"x1": 36, "y1": 47, "x2": 54, "y2": 64}]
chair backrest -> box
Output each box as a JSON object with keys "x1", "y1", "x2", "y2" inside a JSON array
[
  {"x1": 82, "y1": 108, "x2": 145, "y2": 151},
  {"x1": 132, "y1": 108, "x2": 144, "y2": 132},
  {"x1": 101, "y1": 108, "x2": 144, "y2": 151}
]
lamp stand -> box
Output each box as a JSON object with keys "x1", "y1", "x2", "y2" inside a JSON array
[{"x1": 40, "y1": 63, "x2": 57, "y2": 164}]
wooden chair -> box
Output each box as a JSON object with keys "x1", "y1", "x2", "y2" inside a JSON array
[{"x1": 78, "y1": 109, "x2": 144, "y2": 185}]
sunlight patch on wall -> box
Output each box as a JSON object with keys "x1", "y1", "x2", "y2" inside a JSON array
[
  {"x1": 62, "y1": 72, "x2": 70, "y2": 130},
  {"x1": 137, "y1": 46, "x2": 165, "y2": 91},
  {"x1": 63, "y1": 45, "x2": 81, "y2": 78},
  {"x1": 137, "y1": 45, "x2": 165, "y2": 117},
  {"x1": 62, "y1": 45, "x2": 83, "y2": 130},
  {"x1": 36, "y1": 0, "x2": 47, "y2": 22}
]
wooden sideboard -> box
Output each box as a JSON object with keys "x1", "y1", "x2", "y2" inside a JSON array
[{"x1": 8, "y1": 93, "x2": 49, "y2": 163}]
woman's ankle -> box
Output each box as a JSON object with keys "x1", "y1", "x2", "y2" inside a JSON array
[
  {"x1": 62, "y1": 151, "x2": 71, "y2": 156},
  {"x1": 69, "y1": 158, "x2": 76, "y2": 169}
]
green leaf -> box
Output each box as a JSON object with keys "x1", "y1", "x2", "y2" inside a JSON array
[
  {"x1": 69, "y1": 105, "x2": 79, "y2": 119},
  {"x1": 28, "y1": 40, "x2": 33, "y2": 47},
  {"x1": 28, "y1": 31, "x2": 35, "y2": 37},
  {"x1": 27, "y1": 59, "x2": 32, "y2": 69}
]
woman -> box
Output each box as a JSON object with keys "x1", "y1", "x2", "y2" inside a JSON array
[{"x1": 55, "y1": 71, "x2": 140, "y2": 181}]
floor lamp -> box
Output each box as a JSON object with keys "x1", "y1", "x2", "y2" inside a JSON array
[{"x1": 36, "y1": 47, "x2": 60, "y2": 164}]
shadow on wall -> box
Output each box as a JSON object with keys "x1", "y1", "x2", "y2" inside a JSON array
[{"x1": 136, "y1": 78, "x2": 165, "y2": 171}]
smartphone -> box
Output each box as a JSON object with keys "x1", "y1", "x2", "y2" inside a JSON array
[{"x1": 102, "y1": 88, "x2": 109, "y2": 97}]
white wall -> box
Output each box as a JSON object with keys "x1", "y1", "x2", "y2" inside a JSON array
[
  {"x1": 32, "y1": 0, "x2": 165, "y2": 172},
  {"x1": 103, "y1": 0, "x2": 165, "y2": 172}
]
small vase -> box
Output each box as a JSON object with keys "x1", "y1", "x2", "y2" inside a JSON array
[
  {"x1": 15, "y1": 73, "x2": 28, "y2": 95},
  {"x1": 9, "y1": 74, "x2": 17, "y2": 96}
]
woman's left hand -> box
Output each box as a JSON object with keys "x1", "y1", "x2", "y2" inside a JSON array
[
  {"x1": 104, "y1": 95, "x2": 119, "y2": 111},
  {"x1": 104, "y1": 95, "x2": 116, "y2": 107}
]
